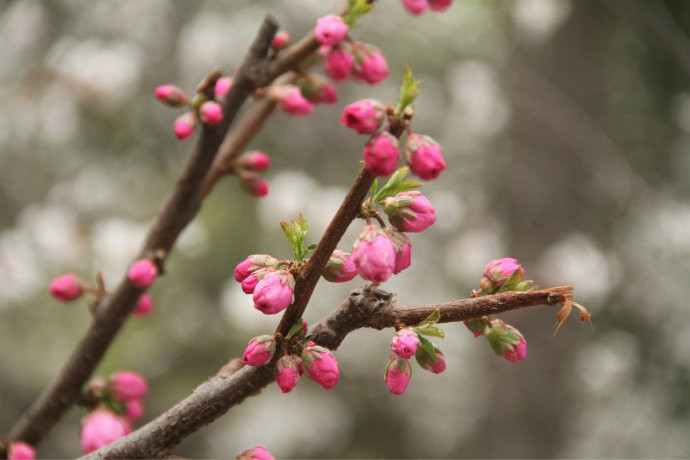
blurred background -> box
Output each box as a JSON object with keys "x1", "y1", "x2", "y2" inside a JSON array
[{"x1": 1, "y1": 0, "x2": 689, "y2": 457}]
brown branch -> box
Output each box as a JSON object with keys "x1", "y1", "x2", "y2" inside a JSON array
[
  {"x1": 8, "y1": 15, "x2": 280, "y2": 446},
  {"x1": 82, "y1": 287, "x2": 569, "y2": 459}
]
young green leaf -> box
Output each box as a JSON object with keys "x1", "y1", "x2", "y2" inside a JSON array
[
  {"x1": 396, "y1": 65, "x2": 421, "y2": 114},
  {"x1": 373, "y1": 166, "x2": 421, "y2": 203}
]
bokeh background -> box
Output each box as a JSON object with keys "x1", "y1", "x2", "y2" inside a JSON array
[{"x1": 1, "y1": 0, "x2": 689, "y2": 457}]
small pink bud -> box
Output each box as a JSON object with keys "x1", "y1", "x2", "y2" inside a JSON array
[
  {"x1": 271, "y1": 30, "x2": 291, "y2": 50},
  {"x1": 352, "y1": 225, "x2": 397, "y2": 283},
  {"x1": 385, "y1": 227, "x2": 412, "y2": 274},
  {"x1": 173, "y1": 112, "x2": 197, "y2": 140},
  {"x1": 363, "y1": 132, "x2": 400, "y2": 177},
  {"x1": 7, "y1": 442, "x2": 36, "y2": 460},
  {"x1": 276, "y1": 355, "x2": 300, "y2": 393},
  {"x1": 251, "y1": 179, "x2": 269, "y2": 197},
  {"x1": 464, "y1": 318, "x2": 485, "y2": 338},
  {"x1": 352, "y1": 43, "x2": 389, "y2": 85},
  {"x1": 383, "y1": 191, "x2": 436, "y2": 233},
  {"x1": 315, "y1": 14, "x2": 349, "y2": 46},
  {"x1": 240, "y1": 171, "x2": 271, "y2": 198},
  {"x1": 132, "y1": 293, "x2": 154, "y2": 316},
  {"x1": 109, "y1": 371, "x2": 148, "y2": 402},
  {"x1": 200, "y1": 101, "x2": 223, "y2": 125},
  {"x1": 401, "y1": 0, "x2": 429, "y2": 15},
  {"x1": 385, "y1": 355, "x2": 412, "y2": 395},
  {"x1": 428, "y1": 0, "x2": 453, "y2": 11},
  {"x1": 485, "y1": 319, "x2": 527, "y2": 362},
  {"x1": 302, "y1": 344, "x2": 339, "y2": 390},
  {"x1": 405, "y1": 133, "x2": 447, "y2": 180},
  {"x1": 234, "y1": 254, "x2": 279, "y2": 283},
  {"x1": 236, "y1": 445, "x2": 275, "y2": 460},
  {"x1": 240, "y1": 266, "x2": 276, "y2": 294},
  {"x1": 125, "y1": 399, "x2": 144, "y2": 423},
  {"x1": 252, "y1": 270, "x2": 295, "y2": 315},
  {"x1": 242, "y1": 335, "x2": 276, "y2": 366},
  {"x1": 504, "y1": 338, "x2": 528, "y2": 362},
  {"x1": 270, "y1": 85, "x2": 313, "y2": 116},
  {"x1": 323, "y1": 44, "x2": 354, "y2": 81},
  {"x1": 322, "y1": 250, "x2": 357, "y2": 283},
  {"x1": 80, "y1": 410, "x2": 132, "y2": 454},
  {"x1": 415, "y1": 343, "x2": 446, "y2": 374},
  {"x1": 128, "y1": 259, "x2": 158, "y2": 288},
  {"x1": 391, "y1": 328, "x2": 419, "y2": 359},
  {"x1": 49, "y1": 273, "x2": 84, "y2": 301},
  {"x1": 237, "y1": 151, "x2": 271, "y2": 172},
  {"x1": 480, "y1": 258, "x2": 525, "y2": 293},
  {"x1": 214, "y1": 76, "x2": 233, "y2": 99},
  {"x1": 154, "y1": 84, "x2": 187, "y2": 107},
  {"x1": 340, "y1": 99, "x2": 386, "y2": 134}
]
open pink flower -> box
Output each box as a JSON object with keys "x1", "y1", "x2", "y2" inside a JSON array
[
  {"x1": 315, "y1": 14, "x2": 349, "y2": 46},
  {"x1": 109, "y1": 371, "x2": 148, "y2": 402},
  {"x1": 253, "y1": 270, "x2": 294, "y2": 315},
  {"x1": 302, "y1": 344, "x2": 339, "y2": 390},
  {"x1": 242, "y1": 335, "x2": 276, "y2": 366},
  {"x1": 81, "y1": 410, "x2": 132, "y2": 454},
  {"x1": 7, "y1": 442, "x2": 36, "y2": 460},
  {"x1": 340, "y1": 99, "x2": 386, "y2": 134},
  {"x1": 363, "y1": 132, "x2": 400, "y2": 177},
  {"x1": 276, "y1": 355, "x2": 300, "y2": 393},
  {"x1": 391, "y1": 328, "x2": 419, "y2": 359},
  {"x1": 383, "y1": 191, "x2": 436, "y2": 233},
  {"x1": 128, "y1": 259, "x2": 158, "y2": 288},
  {"x1": 352, "y1": 225, "x2": 397, "y2": 283},
  {"x1": 405, "y1": 133, "x2": 447, "y2": 180},
  {"x1": 385, "y1": 355, "x2": 412, "y2": 395},
  {"x1": 49, "y1": 273, "x2": 84, "y2": 301}
]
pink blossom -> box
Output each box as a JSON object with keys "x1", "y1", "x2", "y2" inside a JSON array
[
  {"x1": 324, "y1": 45, "x2": 354, "y2": 81},
  {"x1": 385, "y1": 355, "x2": 412, "y2": 395},
  {"x1": 154, "y1": 84, "x2": 187, "y2": 107},
  {"x1": 173, "y1": 112, "x2": 196, "y2": 140},
  {"x1": 391, "y1": 328, "x2": 419, "y2": 359},
  {"x1": 242, "y1": 274, "x2": 259, "y2": 294},
  {"x1": 340, "y1": 99, "x2": 386, "y2": 134},
  {"x1": 128, "y1": 259, "x2": 158, "y2": 288},
  {"x1": 125, "y1": 399, "x2": 144, "y2": 423},
  {"x1": 401, "y1": 0, "x2": 428, "y2": 15},
  {"x1": 49, "y1": 273, "x2": 84, "y2": 301},
  {"x1": 236, "y1": 445, "x2": 275, "y2": 460},
  {"x1": 352, "y1": 225, "x2": 397, "y2": 283},
  {"x1": 242, "y1": 335, "x2": 276, "y2": 366},
  {"x1": 385, "y1": 228, "x2": 412, "y2": 274},
  {"x1": 250, "y1": 178, "x2": 269, "y2": 197},
  {"x1": 271, "y1": 30, "x2": 291, "y2": 50},
  {"x1": 302, "y1": 344, "x2": 339, "y2": 390},
  {"x1": 81, "y1": 410, "x2": 132, "y2": 454},
  {"x1": 428, "y1": 0, "x2": 453, "y2": 11},
  {"x1": 504, "y1": 338, "x2": 528, "y2": 362},
  {"x1": 109, "y1": 371, "x2": 148, "y2": 402},
  {"x1": 299, "y1": 74, "x2": 337, "y2": 105},
  {"x1": 200, "y1": 101, "x2": 223, "y2": 125},
  {"x1": 238, "y1": 151, "x2": 271, "y2": 172},
  {"x1": 214, "y1": 77, "x2": 233, "y2": 99},
  {"x1": 276, "y1": 355, "x2": 300, "y2": 393},
  {"x1": 235, "y1": 255, "x2": 278, "y2": 283},
  {"x1": 7, "y1": 442, "x2": 36, "y2": 460},
  {"x1": 271, "y1": 85, "x2": 313, "y2": 116},
  {"x1": 315, "y1": 14, "x2": 349, "y2": 46},
  {"x1": 352, "y1": 43, "x2": 389, "y2": 85},
  {"x1": 383, "y1": 191, "x2": 436, "y2": 233},
  {"x1": 252, "y1": 271, "x2": 294, "y2": 315},
  {"x1": 480, "y1": 257, "x2": 524, "y2": 293},
  {"x1": 416, "y1": 344, "x2": 446, "y2": 374},
  {"x1": 405, "y1": 133, "x2": 447, "y2": 180},
  {"x1": 484, "y1": 319, "x2": 527, "y2": 362},
  {"x1": 132, "y1": 293, "x2": 154, "y2": 316},
  {"x1": 363, "y1": 132, "x2": 400, "y2": 177},
  {"x1": 315, "y1": 83, "x2": 337, "y2": 104},
  {"x1": 322, "y1": 250, "x2": 357, "y2": 283},
  {"x1": 464, "y1": 319, "x2": 484, "y2": 338}
]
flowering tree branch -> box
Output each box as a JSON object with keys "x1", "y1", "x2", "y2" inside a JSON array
[{"x1": 81, "y1": 287, "x2": 568, "y2": 459}]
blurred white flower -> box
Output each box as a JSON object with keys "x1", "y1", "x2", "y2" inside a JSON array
[
  {"x1": 91, "y1": 218, "x2": 148, "y2": 282},
  {"x1": 511, "y1": 0, "x2": 572, "y2": 44}
]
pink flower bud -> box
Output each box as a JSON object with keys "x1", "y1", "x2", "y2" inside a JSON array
[
  {"x1": 132, "y1": 293, "x2": 154, "y2": 316},
  {"x1": 302, "y1": 344, "x2": 339, "y2": 390},
  {"x1": 214, "y1": 76, "x2": 233, "y2": 99},
  {"x1": 383, "y1": 191, "x2": 436, "y2": 233},
  {"x1": 173, "y1": 112, "x2": 196, "y2": 140},
  {"x1": 242, "y1": 335, "x2": 276, "y2": 366},
  {"x1": 252, "y1": 270, "x2": 295, "y2": 315},
  {"x1": 271, "y1": 30, "x2": 291, "y2": 50},
  {"x1": 239, "y1": 171, "x2": 271, "y2": 198},
  {"x1": 428, "y1": 0, "x2": 453, "y2": 11},
  {"x1": 405, "y1": 133, "x2": 447, "y2": 180},
  {"x1": 240, "y1": 266, "x2": 277, "y2": 294},
  {"x1": 391, "y1": 328, "x2": 419, "y2": 359},
  {"x1": 504, "y1": 338, "x2": 528, "y2": 362},
  {"x1": 415, "y1": 344, "x2": 446, "y2": 374},
  {"x1": 315, "y1": 14, "x2": 349, "y2": 46},
  {"x1": 298, "y1": 74, "x2": 337, "y2": 105},
  {"x1": 154, "y1": 84, "x2": 187, "y2": 107},
  {"x1": 109, "y1": 371, "x2": 148, "y2": 402},
  {"x1": 81, "y1": 410, "x2": 132, "y2": 454},
  {"x1": 385, "y1": 355, "x2": 412, "y2": 395},
  {"x1": 352, "y1": 225, "x2": 397, "y2": 283},
  {"x1": 237, "y1": 151, "x2": 271, "y2": 172},
  {"x1": 340, "y1": 99, "x2": 386, "y2": 134},
  {"x1": 484, "y1": 319, "x2": 527, "y2": 362},
  {"x1": 125, "y1": 399, "x2": 144, "y2": 423},
  {"x1": 270, "y1": 85, "x2": 314, "y2": 116},
  {"x1": 128, "y1": 259, "x2": 158, "y2": 288},
  {"x1": 322, "y1": 250, "x2": 357, "y2": 282},
  {"x1": 49, "y1": 273, "x2": 84, "y2": 301},
  {"x1": 234, "y1": 254, "x2": 279, "y2": 283},
  {"x1": 200, "y1": 101, "x2": 223, "y2": 125},
  {"x1": 401, "y1": 0, "x2": 429, "y2": 15},
  {"x1": 363, "y1": 132, "x2": 400, "y2": 177},
  {"x1": 324, "y1": 44, "x2": 354, "y2": 81},
  {"x1": 7, "y1": 442, "x2": 36, "y2": 460},
  {"x1": 352, "y1": 43, "x2": 389, "y2": 85},
  {"x1": 250, "y1": 179, "x2": 269, "y2": 197},
  {"x1": 385, "y1": 227, "x2": 412, "y2": 274},
  {"x1": 276, "y1": 355, "x2": 300, "y2": 393},
  {"x1": 480, "y1": 257, "x2": 525, "y2": 293},
  {"x1": 464, "y1": 318, "x2": 485, "y2": 338},
  {"x1": 236, "y1": 445, "x2": 275, "y2": 460}
]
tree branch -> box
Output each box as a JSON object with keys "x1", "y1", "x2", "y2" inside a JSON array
[{"x1": 82, "y1": 287, "x2": 570, "y2": 459}]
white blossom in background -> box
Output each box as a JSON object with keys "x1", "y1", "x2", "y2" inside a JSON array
[
  {"x1": 0, "y1": 1, "x2": 46, "y2": 78},
  {"x1": 444, "y1": 228, "x2": 505, "y2": 284},
  {"x1": 0, "y1": 230, "x2": 41, "y2": 303},
  {"x1": 19, "y1": 205, "x2": 85, "y2": 268},
  {"x1": 510, "y1": 0, "x2": 572, "y2": 44},
  {"x1": 91, "y1": 218, "x2": 148, "y2": 282}
]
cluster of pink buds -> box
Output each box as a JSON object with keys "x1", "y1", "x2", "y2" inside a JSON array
[
  {"x1": 236, "y1": 445, "x2": 275, "y2": 460},
  {"x1": 268, "y1": 84, "x2": 314, "y2": 116},
  {"x1": 155, "y1": 74, "x2": 232, "y2": 140},
  {"x1": 234, "y1": 255, "x2": 295, "y2": 315},
  {"x1": 3, "y1": 442, "x2": 36, "y2": 460},
  {"x1": 401, "y1": 0, "x2": 453, "y2": 15},
  {"x1": 236, "y1": 150, "x2": 271, "y2": 197}
]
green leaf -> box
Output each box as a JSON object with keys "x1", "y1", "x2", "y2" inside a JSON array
[
  {"x1": 344, "y1": 0, "x2": 374, "y2": 26},
  {"x1": 285, "y1": 318, "x2": 305, "y2": 340},
  {"x1": 417, "y1": 335, "x2": 436, "y2": 356},
  {"x1": 497, "y1": 266, "x2": 524, "y2": 293},
  {"x1": 396, "y1": 65, "x2": 421, "y2": 114},
  {"x1": 370, "y1": 178, "x2": 379, "y2": 197},
  {"x1": 281, "y1": 214, "x2": 312, "y2": 262},
  {"x1": 415, "y1": 309, "x2": 441, "y2": 329},
  {"x1": 373, "y1": 166, "x2": 416, "y2": 203},
  {"x1": 414, "y1": 325, "x2": 445, "y2": 339}
]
